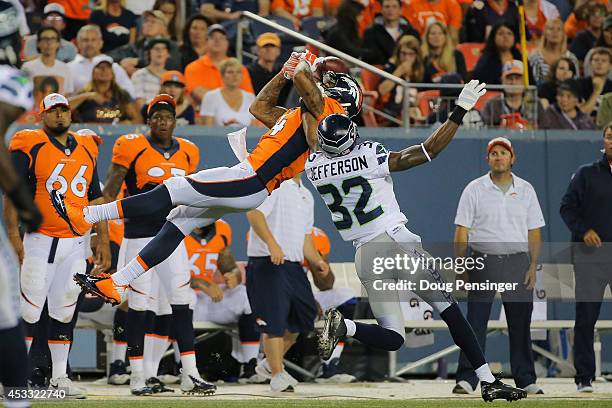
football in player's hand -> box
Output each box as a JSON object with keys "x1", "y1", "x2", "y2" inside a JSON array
[{"x1": 314, "y1": 57, "x2": 349, "y2": 81}]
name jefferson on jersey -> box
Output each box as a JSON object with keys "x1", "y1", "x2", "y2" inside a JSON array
[{"x1": 306, "y1": 141, "x2": 407, "y2": 246}]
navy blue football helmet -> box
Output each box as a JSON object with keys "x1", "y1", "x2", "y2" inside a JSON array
[
  {"x1": 317, "y1": 114, "x2": 358, "y2": 157},
  {"x1": 322, "y1": 72, "x2": 363, "y2": 118}
]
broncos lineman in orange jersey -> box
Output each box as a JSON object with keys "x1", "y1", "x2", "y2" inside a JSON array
[
  {"x1": 64, "y1": 52, "x2": 362, "y2": 306},
  {"x1": 5, "y1": 93, "x2": 111, "y2": 398},
  {"x1": 99, "y1": 94, "x2": 214, "y2": 395},
  {"x1": 186, "y1": 220, "x2": 264, "y2": 384}
]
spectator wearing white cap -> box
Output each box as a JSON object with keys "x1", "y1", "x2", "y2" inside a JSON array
[
  {"x1": 21, "y1": 27, "x2": 75, "y2": 95},
  {"x1": 480, "y1": 60, "x2": 544, "y2": 129},
  {"x1": 68, "y1": 24, "x2": 136, "y2": 99},
  {"x1": 69, "y1": 55, "x2": 142, "y2": 124},
  {"x1": 107, "y1": 9, "x2": 182, "y2": 76},
  {"x1": 90, "y1": 0, "x2": 138, "y2": 53},
  {"x1": 453, "y1": 137, "x2": 545, "y2": 396},
  {"x1": 22, "y1": 3, "x2": 77, "y2": 63}
]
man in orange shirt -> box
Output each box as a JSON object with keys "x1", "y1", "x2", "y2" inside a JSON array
[
  {"x1": 404, "y1": 0, "x2": 463, "y2": 43},
  {"x1": 65, "y1": 54, "x2": 360, "y2": 307},
  {"x1": 271, "y1": 0, "x2": 324, "y2": 29},
  {"x1": 185, "y1": 24, "x2": 254, "y2": 104}
]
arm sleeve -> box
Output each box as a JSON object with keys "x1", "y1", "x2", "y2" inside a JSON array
[
  {"x1": 11, "y1": 150, "x2": 31, "y2": 178},
  {"x1": 222, "y1": 222, "x2": 233, "y2": 246},
  {"x1": 454, "y1": 184, "x2": 476, "y2": 228},
  {"x1": 373, "y1": 143, "x2": 391, "y2": 178},
  {"x1": 527, "y1": 185, "x2": 546, "y2": 229},
  {"x1": 559, "y1": 167, "x2": 589, "y2": 238},
  {"x1": 112, "y1": 136, "x2": 136, "y2": 168},
  {"x1": 87, "y1": 164, "x2": 103, "y2": 200}
]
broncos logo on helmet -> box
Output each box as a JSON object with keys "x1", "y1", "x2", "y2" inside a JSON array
[
  {"x1": 322, "y1": 72, "x2": 363, "y2": 119},
  {"x1": 317, "y1": 113, "x2": 359, "y2": 157}
]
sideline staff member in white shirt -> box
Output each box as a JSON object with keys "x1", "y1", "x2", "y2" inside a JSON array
[
  {"x1": 453, "y1": 137, "x2": 545, "y2": 396},
  {"x1": 246, "y1": 174, "x2": 329, "y2": 392}
]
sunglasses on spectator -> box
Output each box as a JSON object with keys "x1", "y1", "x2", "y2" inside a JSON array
[{"x1": 45, "y1": 15, "x2": 64, "y2": 21}]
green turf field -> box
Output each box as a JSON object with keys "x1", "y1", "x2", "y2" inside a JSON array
[{"x1": 32, "y1": 400, "x2": 612, "y2": 408}]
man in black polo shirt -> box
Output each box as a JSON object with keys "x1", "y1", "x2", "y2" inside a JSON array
[
  {"x1": 246, "y1": 32, "x2": 291, "y2": 105},
  {"x1": 560, "y1": 123, "x2": 612, "y2": 393}
]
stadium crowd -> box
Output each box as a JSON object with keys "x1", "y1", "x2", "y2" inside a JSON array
[{"x1": 12, "y1": 0, "x2": 612, "y2": 130}]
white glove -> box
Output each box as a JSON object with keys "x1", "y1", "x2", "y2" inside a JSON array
[{"x1": 456, "y1": 80, "x2": 487, "y2": 111}]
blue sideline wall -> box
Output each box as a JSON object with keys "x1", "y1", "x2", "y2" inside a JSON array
[{"x1": 6, "y1": 125, "x2": 611, "y2": 373}]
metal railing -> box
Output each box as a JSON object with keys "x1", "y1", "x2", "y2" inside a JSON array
[{"x1": 236, "y1": 12, "x2": 539, "y2": 131}]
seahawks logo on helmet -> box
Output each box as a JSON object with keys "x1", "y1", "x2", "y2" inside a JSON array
[
  {"x1": 322, "y1": 72, "x2": 363, "y2": 119},
  {"x1": 317, "y1": 114, "x2": 358, "y2": 157}
]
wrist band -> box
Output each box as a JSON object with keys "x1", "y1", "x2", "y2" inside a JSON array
[
  {"x1": 420, "y1": 143, "x2": 432, "y2": 162},
  {"x1": 449, "y1": 106, "x2": 468, "y2": 125}
]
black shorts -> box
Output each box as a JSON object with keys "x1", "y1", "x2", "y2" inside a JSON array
[{"x1": 246, "y1": 257, "x2": 317, "y2": 336}]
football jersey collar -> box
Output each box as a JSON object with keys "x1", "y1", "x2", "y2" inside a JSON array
[
  {"x1": 47, "y1": 131, "x2": 77, "y2": 155},
  {"x1": 146, "y1": 136, "x2": 179, "y2": 159}
]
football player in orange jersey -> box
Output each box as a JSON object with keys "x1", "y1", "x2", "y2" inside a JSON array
[
  {"x1": 4, "y1": 93, "x2": 110, "y2": 398},
  {"x1": 186, "y1": 220, "x2": 264, "y2": 384},
  {"x1": 67, "y1": 52, "x2": 360, "y2": 307},
  {"x1": 0, "y1": 7, "x2": 43, "y2": 401},
  {"x1": 99, "y1": 94, "x2": 215, "y2": 395}
]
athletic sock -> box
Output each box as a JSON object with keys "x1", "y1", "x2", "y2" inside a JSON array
[
  {"x1": 152, "y1": 314, "x2": 172, "y2": 375},
  {"x1": 84, "y1": 202, "x2": 120, "y2": 224},
  {"x1": 127, "y1": 308, "x2": 147, "y2": 373},
  {"x1": 86, "y1": 185, "x2": 173, "y2": 224},
  {"x1": 238, "y1": 313, "x2": 260, "y2": 362},
  {"x1": 440, "y1": 303, "x2": 488, "y2": 374},
  {"x1": 475, "y1": 363, "x2": 496, "y2": 383},
  {"x1": 353, "y1": 322, "x2": 404, "y2": 351},
  {"x1": 111, "y1": 257, "x2": 148, "y2": 286},
  {"x1": 48, "y1": 319, "x2": 73, "y2": 379},
  {"x1": 171, "y1": 305, "x2": 198, "y2": 376},
  {"x1": 139, "y1": 222, "x2": 187, "y2": 268},
  {"x1": 111, "y1": 309, "x2": 128, "y2": 362},
  {"x1": 344, "y1": 319, "x2": 356, "y2": 336}
]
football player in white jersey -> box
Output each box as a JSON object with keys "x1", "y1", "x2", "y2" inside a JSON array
[
  {"x1": 307, "y1": 80, "x2": 527, "y2": 402},
  {"x1": 0, "y1": 1, "x2": 43, "y2": 406}
]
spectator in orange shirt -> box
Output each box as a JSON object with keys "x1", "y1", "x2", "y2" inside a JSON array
[
  {"x1": 271, "y1": 0, "x2": 324, "y2": 29},
  {"x1": 49, "y1": 0, "x2": 91, "y2": 40},
  {"x1": 358, "y1": 0, "x2": 382, "y2": 35},
  {"x1": 404, "y1": 0, "x2": 463, "y2": 43},
  {"x1": 564, "y1": 0, "x2": 610, "y2": 40},
  {"x1": 185, "y1": 24, "x2": 254, "y2": 104}
]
